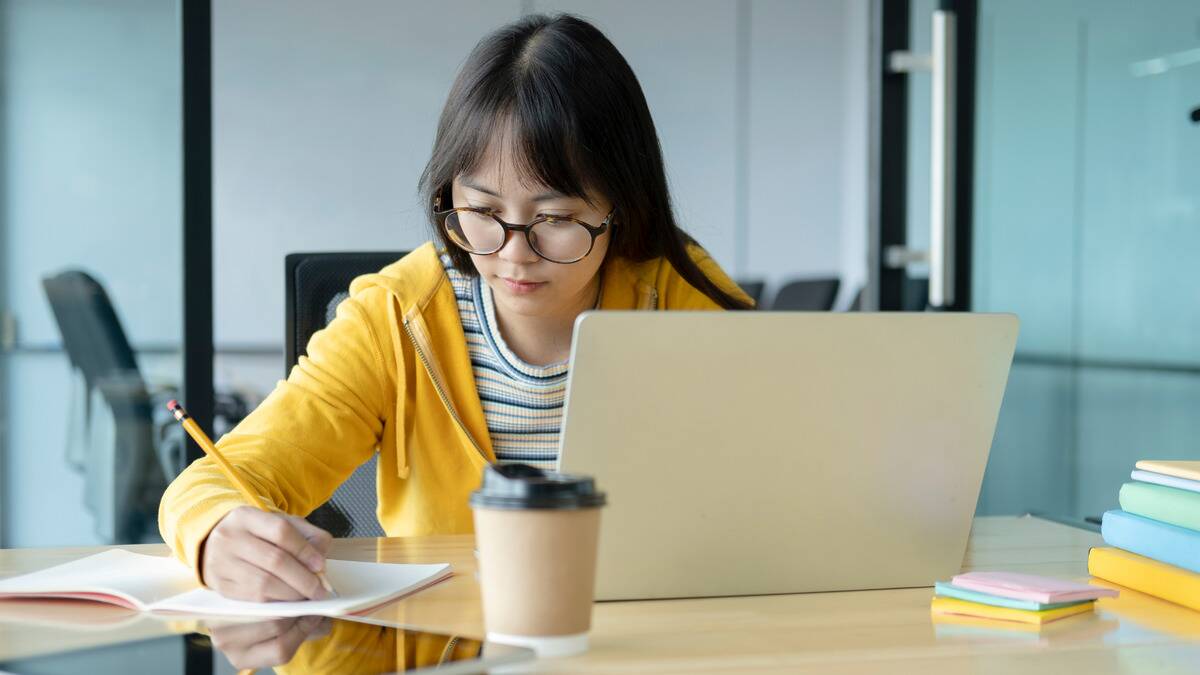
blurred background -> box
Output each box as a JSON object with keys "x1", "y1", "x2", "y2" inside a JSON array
[{"x1": 0, "y1": 0, "x2": 1197, "y2": 548}]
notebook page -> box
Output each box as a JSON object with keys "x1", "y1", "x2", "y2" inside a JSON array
[
  {"x1": 0, "y1": 550, "x2": 196, "y2": 610},
  {"x1": 148, "y1": 559, "x2": 451, "y2": 617}
]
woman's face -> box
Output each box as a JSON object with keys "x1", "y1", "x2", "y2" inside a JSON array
[{"x1": 451, "y1": 151, "x2": 612, "y2": 323}]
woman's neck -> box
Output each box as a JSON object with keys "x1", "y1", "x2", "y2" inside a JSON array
[{"x1": 491, "y1": 275, "x2": 601, "y2": 367}]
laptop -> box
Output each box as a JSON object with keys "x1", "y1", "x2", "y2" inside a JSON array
[{"x1": 557, "y1": 312, "x2": 1018, "y2": 601}]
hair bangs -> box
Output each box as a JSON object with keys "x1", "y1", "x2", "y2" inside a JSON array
[{"x1": 456, "y1": 95, "x2": 602, "y2": 208}]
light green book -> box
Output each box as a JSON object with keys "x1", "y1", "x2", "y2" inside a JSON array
[{"x1": 1120, "y1": 481, "x2": 1200, "y2": 532}]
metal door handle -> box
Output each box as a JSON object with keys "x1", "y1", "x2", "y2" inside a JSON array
[
  {"x1": 929, "y1": 9, "x2": 957, "y2": 308},
  {"x1": 886, "y1": 8, "x2": 958, "y2": 309}
]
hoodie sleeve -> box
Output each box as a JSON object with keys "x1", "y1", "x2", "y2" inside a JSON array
[{"x1": 158, "y1": 288, "x2": 396, "y2": 581}]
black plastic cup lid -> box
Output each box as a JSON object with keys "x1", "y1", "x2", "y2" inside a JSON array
[{"x1": 469, "y1": 463, "x2": 607, "y2": 510}]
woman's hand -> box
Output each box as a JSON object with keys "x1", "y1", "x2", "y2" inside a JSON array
[
  {"x1": 200, "y1": 506, "x2": 332, "y2": 602},
  {"x1": 210, "y1": 616, "x2": 332, "y2": 670}
]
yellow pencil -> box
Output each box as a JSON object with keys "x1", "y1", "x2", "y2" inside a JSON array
[{"x1": 167, "y1": 400, "x2": 337, "y2": 598}]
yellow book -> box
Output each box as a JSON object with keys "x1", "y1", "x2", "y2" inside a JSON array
[
  {"x1": 1135, "y1": 460, "x2": 1200, "y2": 483},
  {"x1": 1088, "y1": 546, "x2": 1200, "y2": 612},
  {"x1": 930, "y1": 596, "x2": 1094, "y2": 625}
]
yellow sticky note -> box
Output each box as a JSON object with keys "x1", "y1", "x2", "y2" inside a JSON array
[{"x1": 931, "y1": 596, "x2": 1094, "y2": 625}]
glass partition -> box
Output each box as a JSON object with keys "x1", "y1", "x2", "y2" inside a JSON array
[
  {"x1": 971, "y1": 0, "x2": 1200, "y2": 521},
  {"x1": 0, "y1": 0, "x2": 184, "y2": 547}
]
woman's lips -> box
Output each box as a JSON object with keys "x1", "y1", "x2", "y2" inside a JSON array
[{"x1": 501, "y1": 277, "x2": 546, "y2": 294}]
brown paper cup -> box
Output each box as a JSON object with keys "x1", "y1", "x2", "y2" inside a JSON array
[{"x1": 473, "y1": 506, "x2": 602, "y2": 657}]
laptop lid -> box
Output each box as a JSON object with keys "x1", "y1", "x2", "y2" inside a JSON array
[{"x1": 558, "y1": 312, "x2": 1018, "y2": 601}]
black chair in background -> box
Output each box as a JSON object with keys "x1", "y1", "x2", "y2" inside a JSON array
[
  {"x1": 286, "y1": 251, "x2": 408, "y2": 538},
  {"x1": 769, "y1": 277, "x2": 841, "y2": 311},
  {"x1": 42, "y1": 271, "x2": 172, "y2": 543},
  {"x1": 734, "y1": 279, "x2": 766, "y2": 308},
  {"x1": 838, "y1": 280, "x2": 925, "y2": 311},
  {"x1": 903, "y1": 276, "x2": 930, "y2": 311}
]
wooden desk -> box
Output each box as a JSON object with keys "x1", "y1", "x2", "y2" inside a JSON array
[{"x1": 3, "y1": 516, "x2": 1200, "y2": 673}]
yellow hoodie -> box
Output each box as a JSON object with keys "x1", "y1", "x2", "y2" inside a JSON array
[{"x1": 158, "y1": 241, "x2": 748, "y2": 576}]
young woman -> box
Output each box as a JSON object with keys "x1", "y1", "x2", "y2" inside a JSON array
[{"x1": 159, "y1": 13, "x2": 751, "y2": 603}]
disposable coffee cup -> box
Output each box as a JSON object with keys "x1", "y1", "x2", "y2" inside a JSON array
[{"x1": 470, "y1": 463, "x2": 607, "y2": 658}]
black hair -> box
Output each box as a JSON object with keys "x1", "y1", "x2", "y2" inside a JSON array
[{"x1": 418, "y1": 13, "x2": 751, "y2": 310}]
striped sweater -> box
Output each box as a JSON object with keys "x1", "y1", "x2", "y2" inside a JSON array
[{"x1": 442, "y1": 255, "x2": 571, "y2": 470}]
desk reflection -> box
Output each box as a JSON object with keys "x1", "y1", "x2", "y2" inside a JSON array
[{"x1": 209, "y1": 616, "x2": 484, "y2": 673}]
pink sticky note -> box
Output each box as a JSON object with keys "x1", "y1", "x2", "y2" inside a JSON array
[{"x1": 951, "y1": 571, "x2": 1119, "y2": 604}]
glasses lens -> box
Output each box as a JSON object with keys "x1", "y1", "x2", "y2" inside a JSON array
[
  {"x1": 446, "y1": 211, "x2": 504, "y2": 254},
  {"x1": 529, "y1": 219, "x2": 594, "y2": 263}
]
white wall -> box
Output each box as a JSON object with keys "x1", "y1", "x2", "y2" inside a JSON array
[
  {"x1": 213, "y1": 0, "x2": 871, "y2": 356},
  {"x1": 213, "y1": 0, "x2": 524, "y2": 348}
]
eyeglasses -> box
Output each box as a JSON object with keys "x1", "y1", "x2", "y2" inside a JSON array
[{"x1": 434, "y1": 196, "x2": 613, "y2": 264}]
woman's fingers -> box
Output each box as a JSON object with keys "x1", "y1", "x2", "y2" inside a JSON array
[
  {"x1": 216, "y1": 556, "x2": 307, "y2": 603},
  {"x1": 240, "y1": 509, "x2": 327, "y2": 574},
  {"x1": 284, "y1": 515, "x2": 333, "y2": 557},
  {"x1": 200, "y1": 506, "x2": 336, "y2": 603},
  {"x1": 233, "y1": 533, "x2": 327, "y2": 601}
]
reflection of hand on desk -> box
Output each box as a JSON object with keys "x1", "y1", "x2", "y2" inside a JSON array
[{"x1": 210, "y1": 615, "x2": 331, "y2": 671}]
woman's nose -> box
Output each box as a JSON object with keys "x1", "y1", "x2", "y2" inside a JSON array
[{"x1": 496, "y1": 227, "x2": 540, "y2": 264}]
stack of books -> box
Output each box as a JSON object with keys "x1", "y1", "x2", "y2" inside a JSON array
[
  {"x1": 1089, "y1": 460, "x2": 1200, "y2": 612},
  {"x1": 930, "y1": 571, "x2": 1117, "y2": 625}
]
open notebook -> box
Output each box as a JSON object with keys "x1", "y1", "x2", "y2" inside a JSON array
[{"x1": 0, "y1": 549, "x2": 451, "y2": 618}]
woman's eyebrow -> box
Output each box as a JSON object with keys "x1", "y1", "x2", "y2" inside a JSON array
[
  {"x1": 460, "y1": 176, "x2": 500, "y2": 197},
  {"x1": 460, "y1": 176, "x2": 570, "y2": 202}
]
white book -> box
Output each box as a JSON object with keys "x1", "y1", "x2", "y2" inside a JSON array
[
  {"x1": 0, "y1": 549, "x2": 452, "y2": 618},
  {"x1": 1131, "y1": 469, "x2": 1200, "y2": 495}
]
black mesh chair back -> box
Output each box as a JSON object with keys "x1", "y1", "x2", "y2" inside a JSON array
[
  {"x1": 903, "y1": 276, "x2": 930, "y2": 311},
  {"x1": 769, "y1": 278, "x2": 841, "y2": 311},
  {"x1": 43, "y1": 271, "x2": 142, "y2": 393},
  {"x1": 286, "y1": 252, "x2": 407, "y2": 538},
  {"x1": 42, "y1": 271, "x2": 163, "y2": 542}
]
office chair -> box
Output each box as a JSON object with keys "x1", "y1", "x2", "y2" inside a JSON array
[
  {"x1": 769, "y1": 277, "x2": 841, "y2": 311},
  {"x1": 903, "y1": 276, "x2": 930, "y2": 311},
  {"x1": 734, "y1": 279, "x2": 766, "y2": 308},
  {"x1": 42, "y1": 271, "x2": 171, "y2": 543},
  {"x1": 286, "y1": 251, "x2": 408, "y2": 538}
]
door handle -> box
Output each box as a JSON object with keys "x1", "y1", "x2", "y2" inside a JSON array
[
  {"x1": 929, "y1": 9, "x2": 957, "y2": 308},
  {"x1": 887, "y1": 8, "x2": 958, "y2": 309}
]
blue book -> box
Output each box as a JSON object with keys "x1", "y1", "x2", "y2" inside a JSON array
[
  {"x1": 1101, "y1": 509, "x2": 1200, "y2": 574},
  {"x1": 933, "y1": 582, "x2": 1085, "y2": 611}
]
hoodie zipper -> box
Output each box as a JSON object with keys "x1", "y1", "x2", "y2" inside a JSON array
[
  {"x1": 402, "y1": 316, "x2": 491, "y2": 464},
  {"x1": 641, "y1": 285, "x2": 659, "y2": 310}
]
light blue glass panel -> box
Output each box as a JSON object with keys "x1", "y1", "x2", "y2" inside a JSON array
[
  {"x1": 973, "y1": 0, "x2": 1200, "y2": 521},
  {"x1": 1, "y1": 0, "x2": 182, "y2": 547},
  {"x1": 975, "y1": 363, "x2": 1074, "y2": 517},
  {"x1": 1077, "y1": 1, "x2": 1200, "y2": 364},
  {"x1": 1076, "y1": 368, "x2": 1200, "y2": 519}
]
